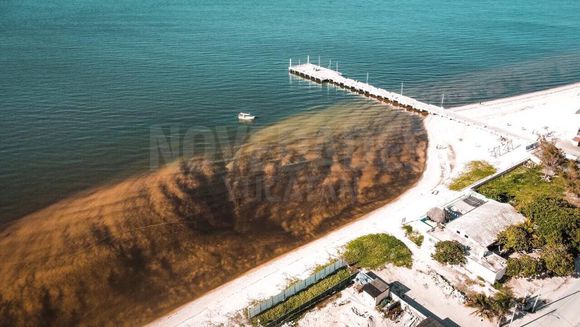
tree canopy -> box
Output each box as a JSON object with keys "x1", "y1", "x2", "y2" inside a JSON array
[
  {"x1": 497, "y1": 224, "x2": 533, "y2": 253},
  {"x1": 537, "y1": 137, "x2": 565, "y2": 176},
  {"x1": 432, "y1": 240, "x2": 466, "y2": 265},
  {"x1": 541, "y1": 243, "x2": 574, "y2": 277},
  {"x1": 506, "y1": 256, "x2": 544, "y2": 278}
]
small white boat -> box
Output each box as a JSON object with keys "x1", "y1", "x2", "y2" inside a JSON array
[{"x1": 238, "y1": 112, "x2": 255, "y2": 121}]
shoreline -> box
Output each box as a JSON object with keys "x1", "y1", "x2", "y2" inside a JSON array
[
  {"x1": 148, "y1": 117, "x2": 476, "y2": 326},
  {"x1": 149, "y1": 82, "x2": 580, "y2": 326},
  {"x1": 451, "y1": 81, "x2": 580, "y2": 112}
]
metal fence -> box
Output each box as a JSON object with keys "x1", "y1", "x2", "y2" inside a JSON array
[
  {"x1": 263, "y1": 272, "x2": 356, "y2": 327},
  {"x1": 247, "y1": 259, "x2": 347, "y2": 318}
]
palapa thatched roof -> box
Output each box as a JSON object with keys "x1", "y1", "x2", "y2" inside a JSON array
[{"x1": 427, "y1": 207, "x2": 446, "y2": 223}]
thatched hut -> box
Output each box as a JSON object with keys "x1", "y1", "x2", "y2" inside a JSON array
[{"x1": 427, "y1": 207, "x2": 446, "y2": 224}]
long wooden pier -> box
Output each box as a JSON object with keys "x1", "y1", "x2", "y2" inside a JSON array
[
  {"x1": 288, "y1": 60, "x2": 528, "y2": 143},
  {"x1": 288, "y1": 62, "x2": 446, "y2": 115}
]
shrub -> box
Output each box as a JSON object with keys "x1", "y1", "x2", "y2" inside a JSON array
[
  {"x1": 449, "y1": 161, "x2": 497, "y2": 191},
  {"x1": 524, "y1": 197, "x2": 580, "y2": 249},
  {"x1": 497, "y1": 224, "x2": 533, "y2": 253},
  {"x1": 537, "y1": 137, "x2": 566, "y2": 176},
  {"x1": 343, "y1": 234, "x2": 412, "y2": 269},
  {"x1": 506, "y1": 256, "x2": 544, "y2": 278},
  {"x1": 432, "y1": 240, "x2": 466, "y2": 265},
  {"x1": 402, "y1": 225, "x2": 424, "y2": 247},
  {"x1": 541, "y1": 243, "x2": 574, "y2": 277},
  {"x1": 564, "y1": 160, "x2": 580, "y2": 197},
  {"x1": 410, "y1": 234, "x2": 424, "y2": 247}
]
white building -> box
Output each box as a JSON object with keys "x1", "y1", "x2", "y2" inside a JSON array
[
  {"x1": 355, "y1": 271, "x2": 390, "y2": 307},
  {"x1": 411, "y1": 192, "x2": 526, "y2": 283}
]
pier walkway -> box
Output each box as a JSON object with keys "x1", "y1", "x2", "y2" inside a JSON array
[
  {"x1": 289, "y1": 62, "x2": 446, "y2": 115},
  {"x1": 288, "y1": 62, "x2": 530, "y2": 143}
]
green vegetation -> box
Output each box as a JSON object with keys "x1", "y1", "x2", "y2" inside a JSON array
[
  {"x1": 343, "y1": 233, "x2": 413, "y2": 269},
  {"x1": 479, "y1": 173, "x2": 580, "y2": 278},
  {"x1": 496, "y1": 222, "x2": 541, "y2": 253},
  {"x1": 466, "y1": 289, "x2": 515, "y2": 322},
  {"x1": 564, "y1": 160, "x2": 580, "y2": 196},
  {"x1": 432, "y1": 240, "x2": 466, "y2": 265},
  {"x1": 526, "y1": 197, "x2": 579, "y2": 249},
  {"x1": 402, "y1": 225, "x2": 424, "y2": 247},
  {"x1": 541, "y1": 243, "x2": 575, "y2": 277},
  {"x1": 478, "y1": 141, "x2": 579, "y2": 279},
  {"x1": 449, "y1": 160, "x2": 497, "y2": 191},
  {"x1": 251, "y1": 268, "x2": 351, "y2": 325},
  {"x1": 506, "y1": 256, "x2": 544, "y2": 278},
  {"x1": 478, "y1": 166, "x2": 566, "y2": 210},
  {"x1": 537, "y1": 137, "x2": 566, "y2": 177}
]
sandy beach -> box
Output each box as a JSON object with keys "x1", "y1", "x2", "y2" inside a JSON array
[{"x1": 149, "y1": 83, "x2": 580, "y2": 327}]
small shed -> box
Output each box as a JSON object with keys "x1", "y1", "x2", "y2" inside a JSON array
[{"x1": 361, "y1": 276, "x2": 390, "y2": 307}]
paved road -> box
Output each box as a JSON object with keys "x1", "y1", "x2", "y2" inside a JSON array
[{"x1": 514, "y1": 279, "x2": 580, "y2": 327}]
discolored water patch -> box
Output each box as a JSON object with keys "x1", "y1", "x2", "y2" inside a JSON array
[{"x1": 0, "y1": 102, "x2": 427, "y2": 326}]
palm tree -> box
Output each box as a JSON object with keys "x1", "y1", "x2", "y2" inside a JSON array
[{"x1": 467, "y1": 290, "x2": 515, "y2": 323}]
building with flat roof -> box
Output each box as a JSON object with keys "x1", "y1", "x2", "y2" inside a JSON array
[
  {"x1": 355, "y1": 271, "x2": 390, "y2": 307},
  {"x1": 411, "y1": 192, "x2": 526, "y2": 283}
]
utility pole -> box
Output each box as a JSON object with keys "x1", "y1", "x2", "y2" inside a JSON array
[
  {"x1": 532, "y1": 288, "x2": 542, "y2": 312},
  {"x1": 307, "y1": 55, "x2": 310, "y2": 64},
  {"x1": 508, "y1": 303, "x2": 517, "y2": 327}
]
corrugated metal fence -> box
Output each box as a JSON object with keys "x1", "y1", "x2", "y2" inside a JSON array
[{"x1": 247, "y1": 259, "x2": 347, "y2": 318}]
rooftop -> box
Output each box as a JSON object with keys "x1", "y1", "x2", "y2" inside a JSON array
[
  {"x1": 444, "y1": 199, "x2": 525, "y2": 248},
  {"x1": 416, "y1": 317, "x2": 446, "y2": 327},
  {"x1": 362, "y1": 276, "x2": 389, "y2": 298}
]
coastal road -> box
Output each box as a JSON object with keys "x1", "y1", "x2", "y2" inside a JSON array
[{"x1": 515, "y1": 279, "x2": 580, "y2": 327}]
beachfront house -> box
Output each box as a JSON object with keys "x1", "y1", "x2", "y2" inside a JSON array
[{"x1": 410, "y1": 192, "x2": 526, "y2": 283}]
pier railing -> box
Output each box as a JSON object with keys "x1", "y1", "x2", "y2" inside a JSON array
[{"x1": 288, "y1": 61, "x2": 529, "y2": 143}]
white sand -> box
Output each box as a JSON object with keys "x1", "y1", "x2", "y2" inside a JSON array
[
  {"x1": 149, "y1": 83, "x2": 580, "y2": 327},
  {"x1": 452, "y1": 83, "x2": 580, "y2": 157}
]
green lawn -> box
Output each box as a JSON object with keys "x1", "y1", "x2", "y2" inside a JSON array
[
  {"x1": 449, "y1": 161, "x2": 497, "y2": 191},
  {"x1": 476, "y1": 166, "x2": 565, "y2": 210},
  {"x1": 343, "y1": 233, "x2": 413, "y2": 269},
  {"x1": 251, "y1": 268, "x2": 351, "y2": 325}
]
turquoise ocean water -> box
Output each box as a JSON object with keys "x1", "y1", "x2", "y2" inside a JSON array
[{"x1": 1, "y1": 0, "x2": 580, "y2": 222}]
